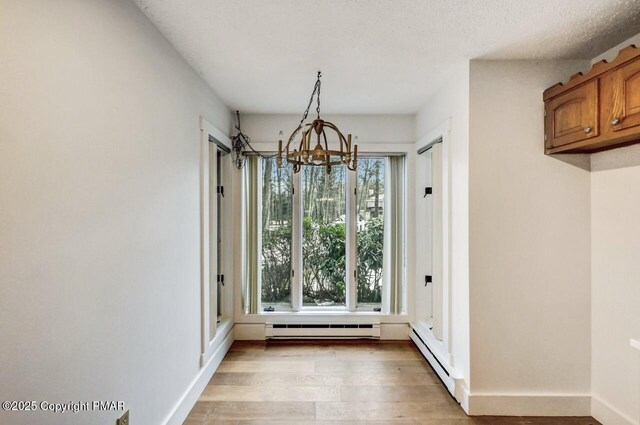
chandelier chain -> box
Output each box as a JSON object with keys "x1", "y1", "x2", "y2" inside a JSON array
[
  {"x1": 299, "y1": 72, "x2": 322, "y2": 125},
  {"x1": 288, "y1": 71, "x2": 322, "y2": 144},
  {"x1": 316, "y1": 72, "x2": 321, "y2": 117}
]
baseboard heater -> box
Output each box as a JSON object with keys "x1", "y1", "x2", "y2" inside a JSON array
[
  {"x1": 265, "y1": 323, "x2": 380, "y2": 339},
  {"x1": 409, "y1": 326, "x2": 456, "y2": 396}
]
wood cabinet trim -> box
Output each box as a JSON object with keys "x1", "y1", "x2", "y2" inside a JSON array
[
  {"x1": 543, "y1": 45, "x2": 640, "y2": 101},
  {"x1": 546, "y1": 134, "x2": 640, "y2": 154}
]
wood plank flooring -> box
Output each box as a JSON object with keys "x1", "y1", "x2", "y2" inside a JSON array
[{"x1": 184, "y1": 340, "x2": 600, "y2": 425}]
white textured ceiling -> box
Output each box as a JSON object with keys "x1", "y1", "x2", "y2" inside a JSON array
[{"x1": 133, "y1": 0, "x2": 640, "y2": 114}]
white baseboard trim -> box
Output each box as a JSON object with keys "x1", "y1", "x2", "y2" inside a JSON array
[
  {"x1": 592, "y1": 395, "x2": 638, "y2": 425},
  {"x1": 457, "y1": 381, "x2": 470, "y2": 414},
  {"x1": 467, "y1": 393, "x2": 591, "y2": 416},
  {"x1": 380, "y1": 323, "x2": 410, "y2": 340},
  {"x1": 162, "y1": 325, "x2": 235, "y2": 425},
  {"x1": 235, "y1": 323, "x2": 266, "y2": 340}
]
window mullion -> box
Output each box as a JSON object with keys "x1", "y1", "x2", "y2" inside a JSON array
[{"x1": 346, "y1": 170, "x2": 357, "y2": 311}]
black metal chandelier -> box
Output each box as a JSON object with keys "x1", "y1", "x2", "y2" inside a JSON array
[{"x1": 277, "y1": 72, "x2": 358, "y2": 174}]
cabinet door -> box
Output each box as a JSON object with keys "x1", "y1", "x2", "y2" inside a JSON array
[
  {"x1": 609, "y1": 58, "x2": 640, "y2": 132},
  {"x1": 545, "y1": 80, "x2": 599, "y2": 149}
]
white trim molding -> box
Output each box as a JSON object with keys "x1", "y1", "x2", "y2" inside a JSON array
[
  {"x1": 592, "y1": 396, "x2": 639, "y2": 425},
  {"x1": 467, "y1": 393, "x2": 591, "y2": 416},
  {"x1": 199, "y1": 116, "x2": 233, "y2": 367},
  {"x1": 200, "y1": 116, "x2": 231, "y2": 150},
  {"x1": 413, "y1": 118, "x2": 454, "y2": 357},
  {"x1": 235, "y1": 312, "x2": 410, "y2": 324},
  {"x1": 235, "y1": 323, "x2": 267, "y2": 340},
  {"x1": 380, "y1": 323, "x2": 410, "y2": 340},
  {"x1": 163, "y1": 324, "x2": 234, "y2": 425}
]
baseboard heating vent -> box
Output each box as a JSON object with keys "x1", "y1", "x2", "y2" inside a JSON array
[
  {"x1": 266, "y1": 323, "x2": 380, "y2": 339},
  {"x1": 410, "y1": 327, "x2": 455, "y2": 396}
]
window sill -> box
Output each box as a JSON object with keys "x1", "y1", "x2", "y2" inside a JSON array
[
  {"x1": 258, "y1": 310, "x2": 385, "y2": 315},
  {"x1": 259, "y1": 304, "x2": 384, "y2": 314},
  {"x1": 236, "y1": 311, "x2": 410, "y2": 324}
]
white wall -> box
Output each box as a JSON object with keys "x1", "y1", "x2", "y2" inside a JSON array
[
  {"x1": 589, "y1": 33, "x2": 640, "y2": 425},
  {"x1": 467, "y1": 60, "x2": 592, "y2": 415},
  {"x1": 591, "y1": 147, "x2": 640, "y2": 425},
  {"x1": 415, "y1": 62, "x2": 471, "y2": 394},
  {"x1": 0, "y1": 1, "x2": 231, "y2": 424},
  {"x1": 241, "y1": 113, "x2": 415, "y2": 145}
]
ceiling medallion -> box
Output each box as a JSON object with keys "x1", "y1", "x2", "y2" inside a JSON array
[{"x1": 277, "y1": 72, "x2": 357, "y2": 174}]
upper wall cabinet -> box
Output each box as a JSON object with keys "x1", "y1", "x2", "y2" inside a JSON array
[
  {"x1": 544, "y1": 45, "x2": 640, "y2": 154},
  {"x1": 545, "y1": 80, "x2": 599, "y2": 149},
  {"x1": 607, "y1": 58, "x2": 640, "y2": 133}
]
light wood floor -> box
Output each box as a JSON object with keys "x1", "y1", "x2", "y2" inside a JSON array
[{"x1": 184, "y1": 340, "x2": 600, "y2": 425}]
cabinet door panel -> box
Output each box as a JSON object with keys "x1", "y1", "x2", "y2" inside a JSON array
[
  {"x1": 610, "y1": 59, "x2": 640, "y2": 132},
  {"x1": 545, "y1": 80, "x2": 599, "y2": 149}
]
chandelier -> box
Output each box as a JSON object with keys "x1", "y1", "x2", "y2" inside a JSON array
[{"x1": 277, "y1": 72, "x2": 358, "y2": 173}]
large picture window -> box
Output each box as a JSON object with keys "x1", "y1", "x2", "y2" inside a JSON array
[
  {"x1": 356, "y1": 158, "x2": 385, "y2": 310},
  {"x1": 260, "y1": 157, "x2": 293, "y2": 310},
  {"x1": 302, "y1": 165, "x2": 347, "y2": 307},
  {"x1": 248, "y1": 154, "x2": 405, "y2": 313}
]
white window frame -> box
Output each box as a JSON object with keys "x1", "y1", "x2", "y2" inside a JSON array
[
  {"x1": 257, "y1": 154, "x2": 403, "y2": 314},
  {"x1": 412, "y1": 118, "x2": 453, "y2": 366},
  {"x1": 199, "y1": 117, "x2": 233, "y2": 367}
]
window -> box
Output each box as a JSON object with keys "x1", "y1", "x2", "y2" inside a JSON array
[
  {"x1": 302, "y1": 165, "x2": 347, "y2": 307},
  {"x1": 248, "y1": 154, "x2": 405, "y2": 313},
  {"x1": 356, "y1": 158, "x2": 385, "y2": 309},
  {"x1": 260, "y1": 157, "x2": 293, "y2": 310}
]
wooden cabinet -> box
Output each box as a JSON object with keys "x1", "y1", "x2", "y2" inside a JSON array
[
  {"x1": 545, "y1": 80, "x2": 599, "y2": 149},
  {"x1": 544, "y1": 45, "x2": 640, "y2": 154},
  {"x1": 609, "y1": 58, "x2": 640, "y2": 132}
]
